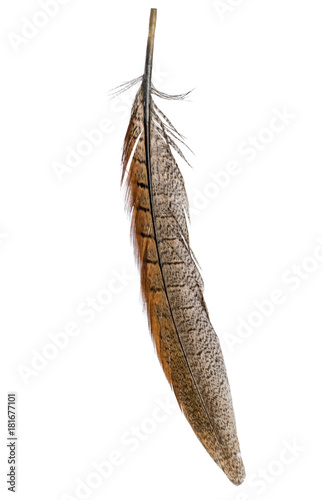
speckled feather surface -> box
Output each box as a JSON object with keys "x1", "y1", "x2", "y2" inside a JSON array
[{"x1": 120, "y1": 9, "x2": 245, "y2": 485}]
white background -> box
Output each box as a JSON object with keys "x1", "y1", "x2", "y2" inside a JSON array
[{"x1": 1, "y1": 1, "x2": 321, "y2": 499}]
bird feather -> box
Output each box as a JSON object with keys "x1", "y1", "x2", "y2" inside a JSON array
[{"x1": 120, "y1": 8, "x2": 245, "y2": 485}]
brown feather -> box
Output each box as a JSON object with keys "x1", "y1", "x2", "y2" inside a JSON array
[{"x1": 120, "y1": 8, "x2": 245, "y2": 485}]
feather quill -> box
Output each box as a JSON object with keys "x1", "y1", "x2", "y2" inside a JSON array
[{"x1": 120, "y1": 8, "x2": 245, "y2": 485}]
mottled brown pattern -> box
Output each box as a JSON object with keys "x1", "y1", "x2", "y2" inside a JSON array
[{"x1": 120, "y1": 9, "x2": 245, "y2": 486}]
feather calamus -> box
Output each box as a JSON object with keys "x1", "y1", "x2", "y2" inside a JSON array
[{"x1": 120, "y1": 8, "x2": 245, "y2": 485}]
